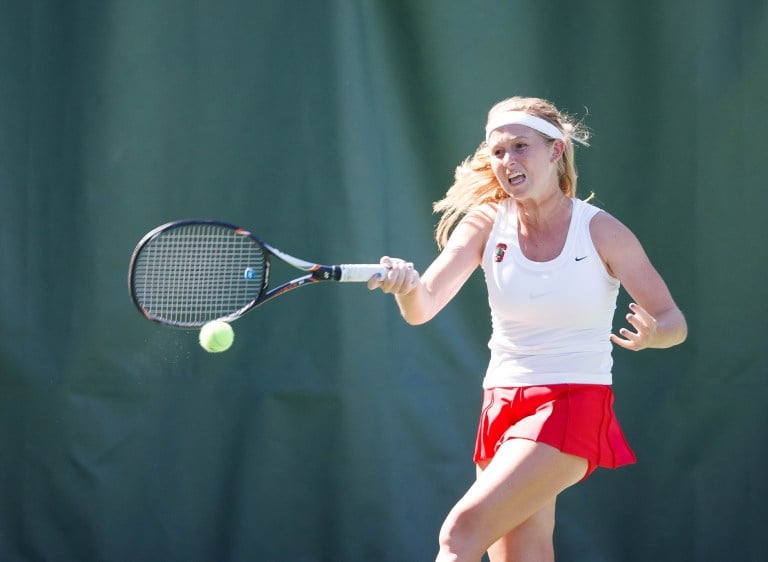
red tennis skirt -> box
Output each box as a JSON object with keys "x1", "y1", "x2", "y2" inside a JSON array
[{"x1": 474, "y1": 384, "x2": 636, "y2": 479}]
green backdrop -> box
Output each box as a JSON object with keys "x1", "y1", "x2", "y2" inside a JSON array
[{"x1": 1, "y1": 1, "x2": 766, "y2": 560}]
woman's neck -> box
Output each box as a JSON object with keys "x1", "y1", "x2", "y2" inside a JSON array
[{"x1": 515, "y1": 190, "x2": 572, "y2": 233}]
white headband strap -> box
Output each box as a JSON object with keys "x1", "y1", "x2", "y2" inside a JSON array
[{"x1": 485, "y1": 111, "x2": 563, "y2": 142}]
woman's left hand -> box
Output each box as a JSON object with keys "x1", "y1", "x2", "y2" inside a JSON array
[{"x1": 610, "y1": 303, "x2": 658, "y2": 351}]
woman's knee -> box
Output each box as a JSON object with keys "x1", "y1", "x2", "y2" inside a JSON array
[{"x1": 437, "y1": 506, "x2": 487, "y2": 560}]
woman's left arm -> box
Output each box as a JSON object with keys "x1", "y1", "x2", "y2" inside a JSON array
[{"x1": 591, "y1": 212, "x2": 688, "y2": 351}]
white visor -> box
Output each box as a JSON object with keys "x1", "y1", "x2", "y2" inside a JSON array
[{"x1": 485, "y1": 111, "x2": 563, "y2": 142}]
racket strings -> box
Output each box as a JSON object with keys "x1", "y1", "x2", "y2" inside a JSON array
[{"x1": 133, "y1": 224, "x2": 266, "y2": 326}]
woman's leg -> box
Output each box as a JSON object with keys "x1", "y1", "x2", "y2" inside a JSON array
[
  {"x1": 435, "y1": 438, "x2": 587, "y2": 562},
  {"x1": 485, "y1": 498, "x2": 556, "y2": 562}
]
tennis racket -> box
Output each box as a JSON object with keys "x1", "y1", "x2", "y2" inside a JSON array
[{"x1": 128, "y1": 219, "x2": 387, "y2": 328}]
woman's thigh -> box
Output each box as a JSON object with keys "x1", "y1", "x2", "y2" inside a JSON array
[{"x1": 444, "y1": 439, "x2": 587, "y2": 556}]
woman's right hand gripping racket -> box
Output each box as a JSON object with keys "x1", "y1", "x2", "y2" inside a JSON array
[{"x1": 128, "y1": 220, "x2": 390, "y2": 328}]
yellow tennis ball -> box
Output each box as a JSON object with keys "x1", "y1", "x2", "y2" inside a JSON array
[{"x1": 199, "y1": 320, "x2": 234, "y2": 353}]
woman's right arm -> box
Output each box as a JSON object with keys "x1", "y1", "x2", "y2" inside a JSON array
[{"x1": 369, "y1": 204, "x2": 496, "y2": 325}]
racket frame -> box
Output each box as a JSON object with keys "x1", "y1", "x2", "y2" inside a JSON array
[{"x1": 128, "y1": 219, "x2": 384, "y2": 328}]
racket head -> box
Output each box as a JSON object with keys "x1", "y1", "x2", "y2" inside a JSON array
[{"x1": 128, "y1": 220, "x2": 269, "y2": 328}]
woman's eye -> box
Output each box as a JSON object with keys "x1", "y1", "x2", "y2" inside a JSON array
[{"x1": 515, "y1": 143, "x2": 528, "y2": 152}]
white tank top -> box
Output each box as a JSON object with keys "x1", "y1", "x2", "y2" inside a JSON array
[{"x1": 481, "y1": 198, "x2": 619, "y2": 388}]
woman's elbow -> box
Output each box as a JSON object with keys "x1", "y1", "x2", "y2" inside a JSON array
[
  {"x1": 401, "y1": 311, "x2": 432, "y2": 326},
  {"x1": 397, "y1": 300, "x2": 435, "y2": 325}
]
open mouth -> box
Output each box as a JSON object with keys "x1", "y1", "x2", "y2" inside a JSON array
[{"x1": 507, "y1": 171, "x2": 526, "y2": 186}]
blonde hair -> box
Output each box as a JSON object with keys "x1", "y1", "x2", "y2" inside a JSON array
[{"x1": 433, "y1": 96, "x2": 590, "y2": 249}]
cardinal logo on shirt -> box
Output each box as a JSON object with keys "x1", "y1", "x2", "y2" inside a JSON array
[{"x1": 494, "y1": 243, "x2": 508, "y2": 263}]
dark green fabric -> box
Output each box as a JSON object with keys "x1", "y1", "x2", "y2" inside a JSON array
[{"x1": 1, "y1": 2, "x2": 766, "y2": 560}]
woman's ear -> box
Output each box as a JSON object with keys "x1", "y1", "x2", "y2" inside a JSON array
[{"x1": 550, "y1": 139, "x2": 565, "y2": 162}]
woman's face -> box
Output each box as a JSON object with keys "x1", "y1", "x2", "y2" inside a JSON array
[{"x1": 487, "y1": 124, "x2": 562, "y2": 199}]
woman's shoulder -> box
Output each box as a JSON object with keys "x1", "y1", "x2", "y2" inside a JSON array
[
  {"x1": 574, "y1": 197, "x2": 619, "y2": 229},
  {"x1": 448, "y1": 201, "x2": 500, "y2": 256},
  {"x1": 573, "y1": 196, "x2": 606, "y2": 219},
  {"x1": 586, "y1": 204, "x2": 626, "y2": 233},
  {"x1": 465, "y1": 200, "x2": 501, "y2": 226},
  {"x1": 587, "y1": 206, "x2": 642, "y2": 261}
]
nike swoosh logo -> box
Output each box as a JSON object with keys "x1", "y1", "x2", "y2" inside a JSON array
[
  {"x1": 575, "y1": 256, "x2": 588, "y2": 261},
  {"x1": 529, "y1": 291, "x2": 553, "y2": 299}
]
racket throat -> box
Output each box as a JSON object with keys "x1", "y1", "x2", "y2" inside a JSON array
[{"x1": 313, "y1": 265, "x2": 342, "y2": 281}]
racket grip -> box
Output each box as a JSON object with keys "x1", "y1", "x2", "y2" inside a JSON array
[{"x1": 339, "y1": 264, "x2": 389, "y2": 282}]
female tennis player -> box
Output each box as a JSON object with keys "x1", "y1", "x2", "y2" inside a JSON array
[{"x1": 368, "y1": 96, "x2": 687, "y2": 561}]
